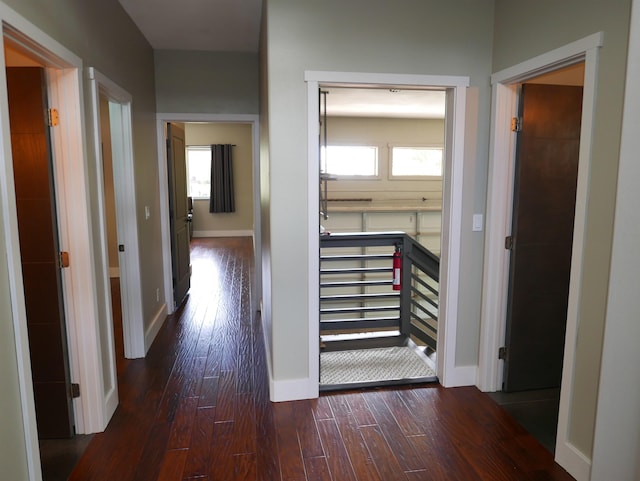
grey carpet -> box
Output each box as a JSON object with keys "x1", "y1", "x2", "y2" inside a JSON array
[{"x1": 320, "y1": 346, "x2": 437, "y2": 386}]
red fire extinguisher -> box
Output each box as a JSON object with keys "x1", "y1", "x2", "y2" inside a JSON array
[{"x1": 392, "y1": 243, "x2": 402, "y2": 291}]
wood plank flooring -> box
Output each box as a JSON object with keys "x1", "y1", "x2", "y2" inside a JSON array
[{"x1": 69, "y1": 237, "x2": 575, "y2": 481}]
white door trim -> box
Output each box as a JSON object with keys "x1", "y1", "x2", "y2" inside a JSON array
[
  {"x1": 155, "y1": 113, "x2": 261, "y2": 316},
  {"x1": 87, "y1": 68, "x2": 146, "y2": 360},
  {"x1": 87, "y1": 67, "x2": 149, "y2": 422},
  {"x1": 304, "y1": 71, "x2": 469, "y2": 398},
  {"x1": 478, "y1": 32, "x2": 603, "y2": 481}
]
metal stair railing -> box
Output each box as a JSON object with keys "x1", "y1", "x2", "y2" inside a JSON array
[{"x1": 320, "y1": 232, "x2": 439, "y2": 352}]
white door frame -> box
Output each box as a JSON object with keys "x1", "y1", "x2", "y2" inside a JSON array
[
  {"x1": 0, "y1": 5, "x2": 110, "y2": 479},
  {"x1": 87, "y1": 68, "x2": 146, "y2": 361},
  {"x1": 155, "y1": 113, "x2": 262, "y2": 316},
  {"x1": 478, "y1": 32, "x2": 603, "y2": 481},
  {"x1": 87, "y1": 67, "x2": 148, "y2": 420},
  {"x1": 304, "y1": 71, "x2": 469, "y2": 394}
]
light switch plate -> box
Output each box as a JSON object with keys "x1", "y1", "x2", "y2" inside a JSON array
[{"x1": 472, "y1": 214, "x2": 483, "y2": 232}]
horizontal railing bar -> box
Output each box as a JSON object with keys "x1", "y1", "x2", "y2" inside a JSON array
[
  {"x1": 411, "y1": 290, "x2": 438, "y2": 310},
  {"x1": 320, "y1": 318, "x2": 401, "y2": 331},
  {"x1": 320, "y1": 293, "x2": 400, "y2": 302},
  {"x1": 410, "y1": 325, "x2": 437, "y2": 350},
  {"x1": 411, "y1": 287, "x2": 432, "y2": 304},
  {"x1": 411, "y1": 273, "x2": 439, "y2": 297},
  {"x1": 320, "y1": 231, "x2": 406, "y2": 249},
  {"x1": 321, "y1": 279, "x2": 393, "y2": 288},
  {"x1": 321, "y1": 267, "x2": 392, "y2": 275},
  {"x1": 411, "y1": 311, "x2": 438, "y2": 326},
  {"x1": 321, "y1": 335, "x2": 406, "y2": 352},
  {"x1": 320, "y1": 254, "x2": 393, "y2": 261},
  {"x1": 410, "y1": 300, "x2": 437, "y2": 319},
  {"x1": 321, "y1": 305, "x2": 400, "y2": 315}
]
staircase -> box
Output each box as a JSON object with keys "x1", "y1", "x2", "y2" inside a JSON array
[{"x1": 319, "y1": 232, "x2": 440, "y2": 389}]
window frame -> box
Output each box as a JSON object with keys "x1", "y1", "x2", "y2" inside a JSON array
[
  {"x1": 320, "y1": 144, "x2": 380, "y2": 180},
  {"x1": 388, "y1": 144, "x2": 444, "y2": 180}
]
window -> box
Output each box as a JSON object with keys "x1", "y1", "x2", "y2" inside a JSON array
[
  {"x1": 391, "y1": 146, "x2": 443, "y2": 177},
  {"x1": 186, "y1": 146, "x2": 211, "y2": 198},
  {"x1": 321, "y1": 145, "x2": 378, "y2": 177}
]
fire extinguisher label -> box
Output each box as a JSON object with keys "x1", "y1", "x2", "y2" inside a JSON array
[{"x1": 393, "y1": 268, "x2": 401, "y2": 285}]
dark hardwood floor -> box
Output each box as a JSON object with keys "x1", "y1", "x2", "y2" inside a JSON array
[{"x1": 68, "y1": 237, "x2": 574, "y2": 480}]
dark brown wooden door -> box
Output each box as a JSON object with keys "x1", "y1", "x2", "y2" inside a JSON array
[
  {"x1": 7, "y1": 67, "x2": 75, "y2": 437},
  {"x1": 167, "y1": 123, "x2": 191, "y2": 307},
  {"x1": 503, "y1": 83, "x2": 583, "y2": 392}
]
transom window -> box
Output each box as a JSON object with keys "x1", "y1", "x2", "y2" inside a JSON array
[
  {"x1": 186, "y1": 146, "x2": 211, "y2": 198},
  {"x1": 391, "y1": 146, "x2": 443, "y2": 177},
  {"x1": 321, "y1": 145, "x2": 378, "y2": 177}
]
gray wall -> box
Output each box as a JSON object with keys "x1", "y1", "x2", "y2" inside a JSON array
[
  {"x1": 493, "y1": 0, "x2": 632, "y2": 458},
  {"x1": 262, "y1": 0, "x2": 494, "y2": 384},
  {"x1": 155, "y1": 50, "x2": 259, "y2": 114},
  {"x1": 0, "y1": 0, "x2": 159, "y2": 476}
]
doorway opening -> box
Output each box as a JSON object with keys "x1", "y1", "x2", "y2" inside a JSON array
[
  {"x1": 305, "y1": 71, "x2": 470, "y2": 397},
  {"x1": 156, "y1": 115, "x2": 261, "y2": 318},
  {"x1": 479, "y1": 32, "x2": 603, "y2": 478},
  {"x1": 487, "y1": 66, "x2": 585, "y2": 453},
  {"x1": 316, "y1": 84, "x2": 446, "y2": 389}
]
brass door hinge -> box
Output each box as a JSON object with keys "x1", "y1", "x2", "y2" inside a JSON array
[
  {"x1": 60, "y1": 251, "x2": 70, "y2": 268},
  {"x1": 498, "y1": 346, "x2": 508, "y2": 360},
  {"x1": 70, "y1": 383, "x2": 80, "y2": 398},
  {"x1": 505, "y1": 236, "x2": 514, "y2": 250},
  {"x1": 48, "y1": 108, "x2": 60, "y2": 127},
  {"x1": 511, "y1": 117, "x2": 522, "y2": 132}
]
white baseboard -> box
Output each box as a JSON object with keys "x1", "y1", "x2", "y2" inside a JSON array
[
  {"x1": 109, "y1": 267, "x2": 120, "y2": 278},
  {"x1": 555, "y1": 440, "x2": 591, "y2": 481},
  {"x1": 193, "y1": 229, "x2": 253, "y2": 238},
  {"x1": 442, "y1": 365, "x2": 478, "y2": 387},
  {"x1": 270, "y1": 376, "x2": 318, "y2": 402},
  {"x1": 144, "y1": 303, "x2": 167, "y2": 353}
]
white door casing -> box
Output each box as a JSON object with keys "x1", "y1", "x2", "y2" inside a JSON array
[
  {"x1": 87, "y1": 67, "x2": 148, "y2": 424},
  {"x1": 304, "y1": 71, "x2": 470, "y2": 402}
]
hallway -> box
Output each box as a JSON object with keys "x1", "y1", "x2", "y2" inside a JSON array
[{"x1": 68, "y1": 237, "x2": 574, "y2": 480}]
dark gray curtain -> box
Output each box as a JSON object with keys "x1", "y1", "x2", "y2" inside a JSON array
[{"x1": 209, "y1": 144, "x2": 235, "y2": 213}]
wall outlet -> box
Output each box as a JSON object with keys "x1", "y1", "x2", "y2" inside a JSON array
[
  {"x1": 145, "y1": 205, "x2": 150, "y2": 220},
  {"x1": 156, "y1": 287, "x2": 160, "y2": 302}
]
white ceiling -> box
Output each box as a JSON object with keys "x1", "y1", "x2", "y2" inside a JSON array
[
  {"x1": 118, "y1": 0, "x2": 263, "y2": 52},
  {"x1": 117, "y1": 1, "x2": 446, "y2": 118}
]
